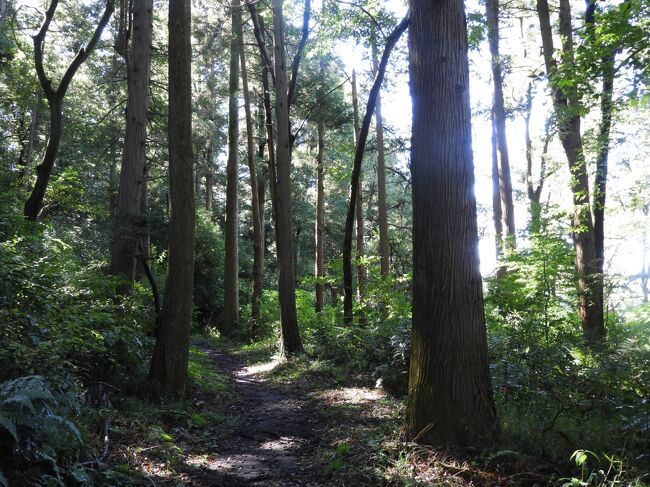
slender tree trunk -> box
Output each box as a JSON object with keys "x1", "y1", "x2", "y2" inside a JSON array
[
  {"x1": 24, "y1": 0, "x2": 115, "y2": 220},
  {"x1": 315, "y1": 117, "x2": 325, "y2": 313},
  {"x1": 205, "y1": 144, "x2": 213, "y2": 212},
  {"x1": 593, "y1": 51, "x2": 615, "y2": 275},
  {"x1": 342, "y1": 18, "x2": 409, "y2": 326},
  {"x1": 148, "y1": 0, "x2": 194, "y2": 398},
  {"x1": 406, "y1": 0, "x2": 498, "y2": 447},
  {"x1": 371, "y1": 42, "x2": 390, "y2": 278},
  {"x1": 223, "y1": 0, "x2": 242, "y2": 336},
  {"x1": 491, "y1": 112, "x2": 504, "y2": 263},
  {"x1": 486, "y1": 0, "x2": 516, "y2": 247},
  {"x1": 272, "y1": 0, "x2": 301, "y2": 355},
  {"x1": 239, "y1": 24, "x2": 263, "y2": 338},
  {"x1": 524, "y1": 82, "x2": 549, "y2": 234},
  {"x1": 351, "y1": 70, "x2": 366, "y2": 313},
  {"x1": 111, "y1": 0, "x2": 153, "y2": 295},
  {"x1": 21, "y1": 95, "x2": 41, "y2": 190},
  {"x1": 537, "y1": 0, "x2": 605, "y2": 341}
]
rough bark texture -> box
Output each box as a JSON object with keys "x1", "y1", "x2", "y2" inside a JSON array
[
  {"x1": 110, "y1": 0, "x2": 153, "y2": 295},
  {"x1": 239, "y1": 24, "x2": 263, "y2": 337},
  {"x1": 24, "y1": 0, "x2": 114, "y2": 221},
  {"x1": 148, "y1": 0, "x2": 195, "y2": 398},
  {"x1": 342, "y1": 17, "x2": 409, "y2": 326},
  {"x1": 272, "y1": 0, "x2": 302, "y2": 355},
  {"x1": 205, "y1": 144, "x2": 213, "y2": 211},
  {"x1": 315, "y1": 117, "x2": 325, "y2": 313},
  {"x1": 486, "y1": 0, "x2": 516, "y2": 246},
  {"x1": 537, "y1": 0, "x2": 605, "y2": 341},
  {"x1": 371, "y1": 42, "x2": 390, "y2": 278},
  {"x1": 223, "y1": 1, "x2": 241, "y2": 336},
  {"x1": 406, "y1": 0, "x2": 499, "y2": 447}
]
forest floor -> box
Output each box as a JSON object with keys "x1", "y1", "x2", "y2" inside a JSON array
[{"x1": 110, "y1": 338, "x2": 540, "y2": 486}]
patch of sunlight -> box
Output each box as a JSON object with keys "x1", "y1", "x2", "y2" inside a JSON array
[
  {"x1": 238, "y1": 357, "x2": 284, "y2": 377},
  {"x1": 316, "y1": 387, "x2": 386, "y2": 405},
  {"x1": 185, "y1": 454, "x2": 211, "y2": 467},
  {"x1": 258, "y1": 436, "x2": 301, "y2": 450}
]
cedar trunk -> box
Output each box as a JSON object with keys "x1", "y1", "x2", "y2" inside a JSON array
[
  {"x1": 272, "y1": 0, "x2": 302, "y2": 355},
  {"x1": 110, "y1": 0, "x2": 153, "y2": 295},
  {"x1": 223, "y1": 1, "x2": 241, "y2": 335},
  {"x1": 486, "y1": 0, "x2": 516, "y2": 246},
  {"x1": 536, "y1": 0, "x2": 605, "y2": 341},
  {"x1": 148, "y1": 0, "x2": 194, "y2": 397},
  {"x1": 406, "y1": 0, "x2": 499, "y2": 447},
  {"x1": 239, "y1": 24, "x2": 264, "y2": 337}
]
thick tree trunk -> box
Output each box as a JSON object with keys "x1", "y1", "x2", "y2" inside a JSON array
[
  {"x1": 110, "y1": 0, "x2": 153, "y2": 295},
  {"x1": 148, "y1": 0, "x2": 194, "y2": 398},
  {"x1": 239, "y1": 24, "x2": 264, "y2": 338},
  {"x1": 486, "y1": 0, "x2": 516, "y2": 246},
  {"x1": 272, "y1": 0, "x2": 301, "y2": 355},
  {"x1": 342, "y1": 18, "x2": 409, "y2": 326},
  {"x1": 537, "y1": 0, "x2": 605, "y2": 341},
  {"x1": 315, "y1": 117, "x2": 325, "y2": 313},
  {"x1": 371, "y1": 43, "x2": 390, "y2": 278},
  {"x1": 406, "y1": 0, "x2": 498, "y2": 448},
  {"x1": 223, "y1": 1, "x2": 242, "y2": 336},
  {"x1": 24, "y1": 0, "x2": 114, "y2": 220}
]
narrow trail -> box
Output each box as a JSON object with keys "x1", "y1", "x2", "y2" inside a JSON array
[{"x1": 193, "y1": 345, "x2": 317, "y2": 486}]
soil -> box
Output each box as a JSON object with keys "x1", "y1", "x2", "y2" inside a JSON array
[{"x1": 173, "y1": 341, "x2": 399, "y2": 486}]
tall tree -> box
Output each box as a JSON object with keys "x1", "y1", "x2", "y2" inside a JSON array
[
  {"x1": 315, "y1": 73, "x2": 325, "y2": 313},
  {"x1": 351, "y1": 70, "x2": 366, "y2": 314},
  {"x1": 485, "y1": 0, "x2": 516, "y2": 247},
  {"x1": 537, "y1": 0, "x2": 605, "y2": 341},
  {"x1": 24, "y1": 0, "x2": 115, "y2": 220},
  {"x1": 110, "y1": 0, "x2": 154, "y2": 296},
  {"x1": 223, "y1": 0, "x2": 241, "y2": 336},
  {"x1": 405, "y1": 0, "x2": 498, "y2": 446},
  {"x1": 272, "y1": 0, "x2": 302, "y2": 355},
  {"x1": 238, "y1": 21, "x2": 264, "y2": 336},
  {"x1": 371, "y1": 37, "x2": 390, "y2": 278},
  {"x1": 148, "y1": 0, "x2": 195, "y2": 397},
  {"x1": 343, "y1": 17, "x2": 409, "y2": 326}
]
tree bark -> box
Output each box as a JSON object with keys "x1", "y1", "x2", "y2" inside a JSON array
[
  {"x1": 406, "y1": 0, "x2": 498, "y2": 447},
  {"x1": 111, "y1": 0, "x2": 153, "y2": 296},
  {"x1": 24, "y1": 0, "x2": 115, "y2": 220},
  {"x1": 223, "y1": 0, "x2": 242, "y2": 336},
  {"x1": 272, "y1": 0, "x2": 302, "y2": 355},
  {"x1": 205, "y1": 144, "x2": 213, "y2": 212},
  {"x1": 537, "y1": 0, "x2": 605, "y2": 342},
  {"x1": 239, "y1": 23, "x2": 263, "y2": 338},
  {"x1": 371, "y1": 41, "x2": 390, "y2": 279},
  {"x1": 342, "y1": 17, "x2": 409, "y2": 326},
  {"x1": 486, "y1": 0, "x2": 516, "y2": 246},
  {"x1": 148, "y1": 0, "x2": 195, "y2": 398}
]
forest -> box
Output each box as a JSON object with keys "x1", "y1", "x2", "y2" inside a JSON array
[{"x1": 0, "y1": 0, "x2": 649, "y2": 485}]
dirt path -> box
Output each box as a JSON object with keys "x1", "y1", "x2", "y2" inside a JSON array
[{"x1": 192, "y1": 345, "x2": 317, "y2": 486}]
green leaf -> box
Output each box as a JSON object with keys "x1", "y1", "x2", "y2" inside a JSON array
[{"x1": 0, "y1": 414, "x2": 18, "y2": 442}]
